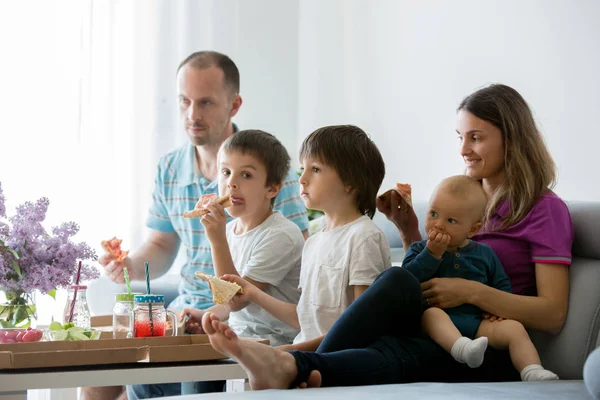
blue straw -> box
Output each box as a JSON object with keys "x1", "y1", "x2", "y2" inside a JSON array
[{"x1": 144, "y1": 262, "x2": 151, "y2": 294}]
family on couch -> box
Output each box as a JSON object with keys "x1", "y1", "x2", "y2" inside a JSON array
[{"x1": 98, "y1": 50, "x2": 576, "y2": 398}]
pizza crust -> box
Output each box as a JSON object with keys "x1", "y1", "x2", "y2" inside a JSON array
[
  {"x1": 183, "y1": 193, "x2": 233, "y2": 218},
  {"x1": 195, "y1": 272, "x2": 243, "y2": 304}
]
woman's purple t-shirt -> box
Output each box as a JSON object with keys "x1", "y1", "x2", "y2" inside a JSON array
[{"x1": 473, "y1": 191, "x2": 574, "y2": 296}]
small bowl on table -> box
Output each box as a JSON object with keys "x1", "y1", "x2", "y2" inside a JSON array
[
  {"x1": 47, "y1": 327, "x2": 102, "y2": 341},
  {"x1": 0, "y1": 328, "x2": 45, "y2": 344}
]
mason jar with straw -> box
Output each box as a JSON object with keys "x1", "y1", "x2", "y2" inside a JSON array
[
  {"x1": 112, "y1": 267, "x2": 140, "y2": 338},
  {"x1": 63, "y1": 261, "x2": 91, "y2": 329}
]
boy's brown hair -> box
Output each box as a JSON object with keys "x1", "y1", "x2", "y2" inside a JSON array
[
  {"x1": 300, "y1": 125, "x2": 385, "y2": 218},
  {"x1": 220, "y1": 130, "x2": 290, "y2": 205}
]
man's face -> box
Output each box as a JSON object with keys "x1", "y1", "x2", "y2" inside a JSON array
[{"x1": 177, "y1": 65, "x2": 241, "y2": 147}]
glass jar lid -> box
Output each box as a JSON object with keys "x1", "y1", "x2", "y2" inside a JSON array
[
  {"x1": 115, "y1": 293, "x2": 138, "y2": 302},
  {"x1": 134, "y1": 294, "x2": 164, "y2": 303}
]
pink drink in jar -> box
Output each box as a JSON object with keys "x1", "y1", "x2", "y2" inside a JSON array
[
  {"x1": 132, "y1": 294, "x2": 177, "y2": 338},
  {"x1": 133, "y1": 320, "x2": 166, "y2": 337}
]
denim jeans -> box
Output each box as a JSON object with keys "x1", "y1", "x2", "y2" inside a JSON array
[
  {"x1": 290, "y1": 267, "x2": 519, "y2": 387},
  {"x1": 126, "y1": 380, "x2": 225, "y2": 399}
]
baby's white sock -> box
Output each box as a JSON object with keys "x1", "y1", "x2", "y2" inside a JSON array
[
  {"x1": 520, "y1": 364, "x2": 559, "y2": 381},
  {"x1": 450, "y1": 336, "x2": 488, "y2": 368}
]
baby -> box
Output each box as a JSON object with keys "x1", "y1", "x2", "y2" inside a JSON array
[{"x1": 402, "y1": 175, "x2": 558, "y2": 381}]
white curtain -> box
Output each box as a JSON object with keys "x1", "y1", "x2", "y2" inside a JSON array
[{"x1": 0, "y1": 0, "x2": 159, "y2": 325}]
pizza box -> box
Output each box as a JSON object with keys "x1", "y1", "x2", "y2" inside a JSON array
[
  {"x1": 0, "y1": 339, "x2": 147, "y2": 369},
  {"x1": 0, "y1": 335, "x2": 269, "y2": 369}
]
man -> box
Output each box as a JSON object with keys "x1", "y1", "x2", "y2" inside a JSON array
[{"x1": 98, "y1": 51, "x2": 308, "y2": 399}]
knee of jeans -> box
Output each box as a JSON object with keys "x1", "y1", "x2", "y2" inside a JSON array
[{"x1": 384, "y1": 267, "x2": 420, "y2": 290}]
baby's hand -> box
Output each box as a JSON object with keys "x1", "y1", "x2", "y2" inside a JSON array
[{"x1": 426, "y1": 229, "x2": 450, "y2": 258}]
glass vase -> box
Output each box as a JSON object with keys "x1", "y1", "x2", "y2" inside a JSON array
[{"x1": 0, "y1": 291, "x2": 37, "y2": 328}]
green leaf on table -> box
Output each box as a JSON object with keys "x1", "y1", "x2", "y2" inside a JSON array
[
  {"x1": 11, "y1": 260, "x2": 23, "y2": 278},
  {"x1": 47, "y1": 289, "x2": 57, "y2": 300}
]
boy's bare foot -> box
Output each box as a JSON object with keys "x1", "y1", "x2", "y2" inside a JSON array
[{"x1": 202, "y1": 312, "x2": 300, "y2": 390}]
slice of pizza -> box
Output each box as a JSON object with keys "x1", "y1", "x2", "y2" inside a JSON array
[
  {"x1": 101, "y1": 237, "x2": 129, "y2": 263},
  {"x1": 183, "y1": 193, "x2": 233, "y2": 218},
  {"x1": 395, "y1": 183, "x2": 413, "y2": 208},
  {"x1": 195, "y1": 272, "x2": 243, "y2": 304}
]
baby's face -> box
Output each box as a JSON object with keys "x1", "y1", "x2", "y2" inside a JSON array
[{"x1": 424, "y1": 190, "x2": 480, "y2": 248}]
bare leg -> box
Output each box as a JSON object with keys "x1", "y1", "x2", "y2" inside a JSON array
[
  {"x1": 477, "y1": 319, "x2": 539, "y2": 371},
  {"x1": 477, "y1": 319, "x2": 557, "y2": 380},
  {"x1": 422, "y1": 308, "x2": 462, "y2": 352},
  {"x1": 202, "y1": 312, "x2": 299, "y2": 390},
  {"x1": 80, "y1": 386, "x2": 125, "y2": 400},
  {"x1": 423, "y1": 308, "x2": 488, "y2": 368}
]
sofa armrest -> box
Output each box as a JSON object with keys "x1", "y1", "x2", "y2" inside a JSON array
[{"x1": 529, "y1": 256, "x2": 600, "y2": 379}]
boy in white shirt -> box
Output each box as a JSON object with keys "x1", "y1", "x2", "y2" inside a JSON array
[
  {"x1": 209, "y1": 125, "x2": 391, "y2": 352},
  {"x1": 182, "y1": 130, "x2": 305, "y2": 392}
]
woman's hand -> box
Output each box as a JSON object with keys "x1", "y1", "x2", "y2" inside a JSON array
[
  {"x1": 376, "y1": 189, "x2": 421, "y2": 247},
  {"x1": 482, "y1": 313, "x2": 505, "y2": 322},
  {"x1": 421, "y1": 277, "x2": 475, "y2": 309}
]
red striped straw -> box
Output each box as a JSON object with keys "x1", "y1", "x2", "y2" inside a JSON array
[{"x1": 68, "y1": 261, "x2": 83, "y2": 323}]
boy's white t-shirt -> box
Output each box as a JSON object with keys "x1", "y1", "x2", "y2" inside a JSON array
[
  {"x1": 294, "y1": 215, "x2": 391, "y2": 344},
  {"x1": 226, "y1": 211, "x2": 303, "y2": 346}
]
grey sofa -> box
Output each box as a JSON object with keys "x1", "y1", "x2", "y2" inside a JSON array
[{"x1": 87, "y1": 201, "x2": 600, "y2": 399}]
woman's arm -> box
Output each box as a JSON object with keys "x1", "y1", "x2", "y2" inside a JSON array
[
  {"x1": 423, "y1": 263, "x2": 569, "y2": 334},
  {"x1": 471, "y1": 263, "x2": 569, "y2": 334},
  {"x1": 376, "y1": 190, "x2": 421, "y2": 251}
]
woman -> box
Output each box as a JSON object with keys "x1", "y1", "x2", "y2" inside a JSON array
[{"x1": 200, "y1": 84, "x2": 574, "y2": 389}]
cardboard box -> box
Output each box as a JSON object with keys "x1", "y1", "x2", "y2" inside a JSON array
[
  {"x1": 0, "y1": 340, "x2": 146, "y2": 369},
  {"x1": 0, "y1": 335, "x2": 268, "y2": 369}
]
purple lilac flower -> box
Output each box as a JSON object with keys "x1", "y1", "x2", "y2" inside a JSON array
[
  {"x1": 0, "y1": 182, "x2": 6, "y2": 218},
  {"x1": 0, "y1": 184, "x2": 99, "y2": 295}
]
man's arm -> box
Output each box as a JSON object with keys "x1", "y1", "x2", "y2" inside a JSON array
[
  {"x1": 129, "y1": 230, "x2": 181, "y2": 280},
  {"x1": 102, "y1": 230, "x2": 181, "y2": 283}
]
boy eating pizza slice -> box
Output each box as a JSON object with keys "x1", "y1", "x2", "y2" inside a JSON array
[{"x1": 183, "y1": 193, "x2": 233, "y2": 218}]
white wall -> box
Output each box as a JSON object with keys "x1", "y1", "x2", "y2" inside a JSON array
[{"x1": 296, "y1": 0, "x2": 600, "y2": 202}]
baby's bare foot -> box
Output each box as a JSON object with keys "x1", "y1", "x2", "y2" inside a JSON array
[{"x1": 202, "y1": 312, "x2": 299, "y2": 390}]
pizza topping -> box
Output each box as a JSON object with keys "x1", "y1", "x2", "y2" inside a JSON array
[{"x1": 101, "y1": 237, "x2": 129, "y2": 263}]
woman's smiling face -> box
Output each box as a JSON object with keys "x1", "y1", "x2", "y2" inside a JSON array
[{"x1": 456, "y1": 110, "x2": 505, "y2": 185}]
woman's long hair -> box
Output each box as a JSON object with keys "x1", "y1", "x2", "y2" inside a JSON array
[{"x1": 458, "y1": 84, "x2": 556, "y2": 229}]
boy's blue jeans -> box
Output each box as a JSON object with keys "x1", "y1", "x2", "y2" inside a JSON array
[{"x1": 126, "y1": 380, "x2": 225, "y2": 399}]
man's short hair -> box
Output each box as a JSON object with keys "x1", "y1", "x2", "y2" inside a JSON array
[
  {"x1": 220, "y1": 130, "x2": 291, "y2": 205},
  {"x1": 300, "y1": 125, "x2": 385, "y2": 219},
  {"x1": 178, "y1": 51, "x2": 240, "y2": 94}
]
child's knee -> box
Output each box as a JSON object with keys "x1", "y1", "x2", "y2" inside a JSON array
[{"x1": 501, "y1": 319, "x2": 529, "y2": 339}]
